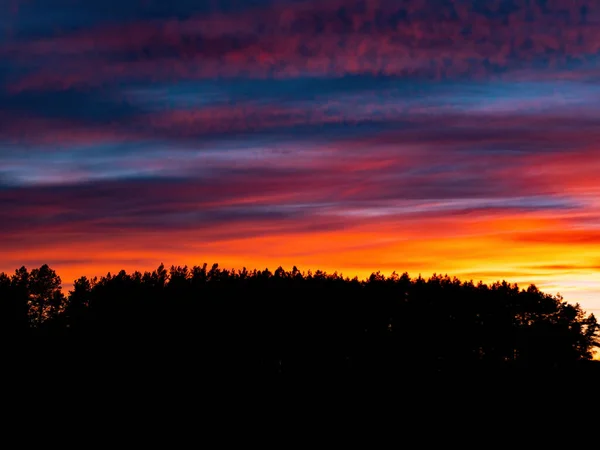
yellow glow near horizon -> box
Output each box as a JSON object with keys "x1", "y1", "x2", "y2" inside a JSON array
[{"x1": 3, "y1": 209, "x2": 599, "y2": 322}]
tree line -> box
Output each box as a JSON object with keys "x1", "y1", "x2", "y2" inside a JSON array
[{"x1": 1, "y1": 263, "x2": 598, "y2": 377}]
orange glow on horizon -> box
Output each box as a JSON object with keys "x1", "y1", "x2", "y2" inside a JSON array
[{"x1": 4, "y1": 209, "x2": 599, "y2": 325}]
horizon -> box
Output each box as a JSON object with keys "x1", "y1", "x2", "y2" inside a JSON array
[
  {"x1": 2, "y1": 0, "x2": 600, "y2": 345},
  {"x1": 3, "y1": 260, "x2": 599, "y2": 319}
]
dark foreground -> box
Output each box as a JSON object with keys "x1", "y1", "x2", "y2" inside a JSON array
[{"x1": 2, "y1": 263, "x2": 599, "y2": 385}]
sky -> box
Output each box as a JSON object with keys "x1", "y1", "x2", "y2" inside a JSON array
[{"x1": 1, "y1": 0, "x2": 600, "y2": 322}]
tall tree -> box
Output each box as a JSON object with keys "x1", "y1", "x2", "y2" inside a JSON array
[
  {"x1": 29, "y1": 265, "x2": 64, "y2": 326},
  {"x1": 65, "y1": 276, "x2": 93, "y2": 329}
]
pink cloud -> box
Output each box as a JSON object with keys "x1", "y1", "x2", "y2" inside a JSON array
[{"x1": 7, "y1": 0, "x2": 600, "y2": 91}]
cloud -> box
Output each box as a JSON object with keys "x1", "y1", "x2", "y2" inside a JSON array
[
  {"x1": 4, "y1": 78, "x2": 600, "y2": 150},
  {"x1": 527, "y1": 264, "x2": 600, "y2": 272},
  {"x1": 5, "y1": 0, "x2": 600, "y2": 91}
]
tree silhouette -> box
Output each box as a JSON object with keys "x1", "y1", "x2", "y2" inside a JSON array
[
  {"x1": 28, "y1": 264, "x2": 64, "y2": 326},
  {"x1": 63, "y1": 276, "x2": 93, "y2": 330},
  {"x1": 0, "y1": 262, "x2": 598, "y2": 379}
]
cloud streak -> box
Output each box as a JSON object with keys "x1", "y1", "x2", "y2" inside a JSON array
[{"x1": 6, "y1": 0, "x2": 600, "y2": 90}]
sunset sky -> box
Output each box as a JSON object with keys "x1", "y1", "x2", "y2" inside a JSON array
[{"x1": 1, "y1": 0, "x2": 600, "y2": 321}]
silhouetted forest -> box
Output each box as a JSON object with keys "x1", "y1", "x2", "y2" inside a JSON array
[{"x1": 1, "y1": 263, "x2": 599, "y2": 379}]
